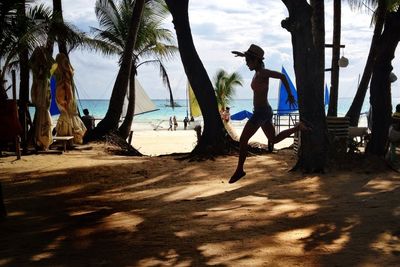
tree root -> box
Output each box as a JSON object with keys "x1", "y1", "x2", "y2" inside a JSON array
[{"x1": 87, "y1": 131, "x2": 142, "y2": 156}]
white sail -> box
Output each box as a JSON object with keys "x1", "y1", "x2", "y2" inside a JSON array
[{"x1": 122, "y1": 78, "x2": 158, "y2": 117}]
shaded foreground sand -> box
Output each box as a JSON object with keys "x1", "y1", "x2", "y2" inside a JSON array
[{"x1": 0, "y1": 143, "x2": 399, "y2": 266}]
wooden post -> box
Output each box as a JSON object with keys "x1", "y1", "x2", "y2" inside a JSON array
[{"x1": 12, "y1": 70, "x2": 21, "y2": 159}]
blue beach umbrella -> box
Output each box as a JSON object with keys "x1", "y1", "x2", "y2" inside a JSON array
[
  {"x1": 325, "y1": 84, "x2": 330, "y2": 106},
  {"x1": 277, "y1": 66, "x2": 298, "y2": 115},
  {"x1": 231, "y1": 110, "x2": 253, "y2": 121}
]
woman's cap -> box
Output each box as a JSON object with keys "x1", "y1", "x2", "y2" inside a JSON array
[{"x1": 231, "y1": 44, "x2": 264, "y2": 60}]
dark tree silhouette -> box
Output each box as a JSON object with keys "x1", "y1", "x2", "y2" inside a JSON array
[
  {"x1": 164, "y1": 0, "x2": 231, "y2": 156},
  {"x1": 281, "y1": 0, "x2": 327, "y2": 172},
  {"x1": 367, "y1": 7, "x2": 400, "y2": 155},
  {"x1": 93, "y1": 0, "x2": 145, "y2": 137},
  {"x1": 346, "y1": 0, "x2": 387, "y2": 126}
]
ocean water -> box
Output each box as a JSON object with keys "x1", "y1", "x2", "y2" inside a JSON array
[{"x1": 76, "y1": 97, "x2": 377, "y2": 123}]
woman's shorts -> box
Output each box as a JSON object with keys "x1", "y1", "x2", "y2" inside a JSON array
[{"x1": 248, "y1": 106, "x2": 273, "y2": 127}]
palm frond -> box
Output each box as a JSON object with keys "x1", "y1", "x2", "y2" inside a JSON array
[{"x1": 138, "y1": 58, "x2": 174, "y2": 107}]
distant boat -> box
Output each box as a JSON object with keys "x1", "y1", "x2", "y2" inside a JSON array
[{"x1": 164, "y1": 101, "x2": 182, "y2": 107}]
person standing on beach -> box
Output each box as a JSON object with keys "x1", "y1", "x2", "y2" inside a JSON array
[
  {"x1": 168, "y1": 117, "x2": 173, "y2": 131},
  {"x1": 173, "y1": 116, "x2": 178, "y2": 131},
  {"x1": 229, "y1": 44, "x2": 309, "y2": 183},
  {"x1": 183, "y1": 116, "x2": 189, "y2": 130},
  {"x1": 222, "y1": 107, "x2": 231, "y2": 123}
]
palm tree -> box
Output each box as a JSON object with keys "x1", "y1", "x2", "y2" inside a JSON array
[
  {"x1": 93, "y1": 0, "x2": 145, "y2": 138},
  {"x1": 91, "y1": 0, "x2": 177, "y2": 139},
  {"x1": 213, "y1": 69, "x2": 242, "y2": 110},
  {"x1": 1, "y1": 1, "x2": 89, "y2": 150},
  {"x1": 367, "y1": 6, "x2": 400, "y2": 155},
  {"x1": 45, "y1": 0, "x2": 88, "y2": 57},
  {"x1": 164, "y1": 0, "x2": 231, "y2": 156},
  {"x1": 2, "y1": 1, "x2": 53, "y2": 151},
  {"x1": 344, "y1": 0, "x2": 400, "y2": 155},
  {"x1": 51, "y1": 0, "x2": 68, "y2": 56},
  {"x1": 327, "y1": 0, "x2": 340, "y2": 116},
  {"x1": 346, "y1": 0, "x2": 389, "y2": 126},
  {"x1": 281, "y1": 0, "x2": 327, "y2": 172}
]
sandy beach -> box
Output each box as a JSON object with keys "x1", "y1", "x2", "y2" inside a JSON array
[
  {"x1": 0, "y1": 124, "x2": 399, "y2": 266},
  {"x1": 130, "y1": 120, "x2": 294, "y2": 156}
]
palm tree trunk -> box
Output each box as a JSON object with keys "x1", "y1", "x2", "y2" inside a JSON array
[
  {"x1": 93, "y1": 0, "x2": 145, "y2": 137},
  {"x1": 367, "y1": 8, "x2": 400, "y2": 155},
  {"x1": 118, "y1": 63, "x2": 136, "y2": 140},
  {"x1": 282, "y1": 0, "x2": 327, "y2": 172},
  {"x1": 17, "y1": 1, "x2": 30, "y2": 153},
  {"x1": 310, "y1": 0, "x2": 325, "y2": 113},
  {"x1": 52, "y1": 0, "x2": 68, "y2": 56},
  {"x1": 165, "y1": 0, "x2": 227, "y2": 154},
  {"x1": 346, "y1": 0, "x2": 386, "y2": 126},
  {"x1": 327, "y1": 0, "x2": 341, "y2": 116}
]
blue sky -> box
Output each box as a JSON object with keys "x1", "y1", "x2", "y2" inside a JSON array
[{"x1": 34, "y1": 0, "x2": 399, "y2": 100}]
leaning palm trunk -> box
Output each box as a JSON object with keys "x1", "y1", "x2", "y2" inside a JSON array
[
  {"x1": 93, "y1": 0, "x2": 145, "y2": 137},
  {"x1": 165, "y1": 0, "x2": 228, "y2": 155},
  {"x1": 367, "y1": 8, "x2": 400, "y2": 155},
  {"x1": 346, "y1": 0, "x2": 386, "y2": 126},
  {"x1": 282, "y1": 0, "x2": 327, "y2": 172},
  {"x1": 118, "y1": 63, "x2": 137, "y2": 140}
]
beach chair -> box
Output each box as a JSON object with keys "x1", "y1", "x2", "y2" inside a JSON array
[
  {"x1": 326, "y1": 116, "x2": 350, "y2": 154},
  {"x1": 385, "y1": 126, "x2": 400, "y2": 170},
  {"x1": 293, "y1": 131, "x2": 301, "y2": 154},
  {"x1": 348, "y1": 127, "x2": 369, "y2": 153}
]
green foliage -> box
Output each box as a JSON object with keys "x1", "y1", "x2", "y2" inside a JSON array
[
  {"x1": 0, "y1": 1, "x2": 89, "y2": 84},
  {"x1": 0, "y1": 2, "x2": 53, "y2": 89},
  {"x1": 213, "y1": 69, "x2": 243, "y2": 110},
  {"x1": 91, "y1": 0, "x2": 178, "y2": 98}
]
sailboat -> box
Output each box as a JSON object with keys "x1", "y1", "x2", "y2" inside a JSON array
[
  {"x1": 164, "y1": 100, "x2": 182, "y2": 107},
  {"x1": 50, "y1": 76, "x2": 158, "y2": 118},
  {"x1": 122, "y1": 78, "x2": 159, "y2": 118},
  {"x1": 187, "y1": 81, "x2": 201, "y2": 119}
]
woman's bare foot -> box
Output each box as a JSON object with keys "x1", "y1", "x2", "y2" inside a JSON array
[{"x1": 229, "y1": 170, "x2": 246, "y2": 184}]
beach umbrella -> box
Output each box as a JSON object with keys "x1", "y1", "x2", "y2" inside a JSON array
[
  {"x1": 277, "y1": 66, "x2": 298, "y2": 115},
  {"x1": 231, "y1": 110, "x2": 253, "y2": 121}
]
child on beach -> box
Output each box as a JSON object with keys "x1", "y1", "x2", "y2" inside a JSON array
[{"x1": 229, "y1": 44, "x2": 309, "y2": 183}]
